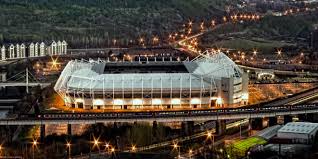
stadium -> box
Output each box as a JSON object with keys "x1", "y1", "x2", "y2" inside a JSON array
[{"x1": 54, "y1": 51, "x2": 249, "y2": 110}]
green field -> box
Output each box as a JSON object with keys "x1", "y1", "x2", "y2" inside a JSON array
[{"x1": 231, "y1": 136, "x2": 267, "y2": 157}]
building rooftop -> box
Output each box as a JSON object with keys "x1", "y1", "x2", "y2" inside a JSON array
[
  {"x1": 278, "y1": 122, "x2": 318, "y2": 135},
  {"x1": 54, "y1": 51, "x2": 243, "y2": 92}
]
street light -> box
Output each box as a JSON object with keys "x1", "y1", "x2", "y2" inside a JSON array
[
  {"x1": 131, "y1": 145, "x2": 136, "y2": 152},
  {"x1": 223, "y1": 16, "x2": 227, "y2": 22},
  {"x1": 211, "y1": 20, "x2": 216, "y2": 27},
  {"x1": 172, "y1": 143, "x2": 180, "y2": 158},
  {"x1": 104, "y1": 142, "x2": 110, "y2": 149},
  {"x1": 66, "y1": 141, "x2": 71, "y2": 159},
  {"x1": 188, "y1": 20, "x2": 193, "y2": 27},
  {"x1": 189, "y1": 149, "x2": 193, "y2": 159},
  {"x1": 0, "y1": 145, "x2": 3, "y2": 156},
  {"x1": 32, "y1": 139, "x2": 38, "y2": 159},
  {"x1": 207, "y1": 131, "x2": 215, "y2": 149},
  {"x1": 253, "y1": 49, "x2": 258, "y2": 56},
  {"x1": 92, "y1": 137, "x2": 101, "y2": 154},
  {"x1": 277, "y1": 49, "x2": 282, "y2": 55}
]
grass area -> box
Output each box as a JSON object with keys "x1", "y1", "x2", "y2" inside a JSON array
[{"x1": 232, "y1": 136, "x2": 267, "y2": 157}]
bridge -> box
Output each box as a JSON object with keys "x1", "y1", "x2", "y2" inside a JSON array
[
  {"x1": 0, "y1": 68, "x2": 51, "y2": 93},
  {"x1": 0, "y1": 104, "x2": 317, "y2": 125}
]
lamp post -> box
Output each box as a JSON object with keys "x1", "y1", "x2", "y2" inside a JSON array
[
  {"x1": 173, "y1": 143, "x2": 180, "y2": 158},
  {"x1": 66, "y1": 142, "x2": 71, "y2": 159},
  {"x1": 131, "y1": 145, "x2": 136, "y2": 152},
  {"x1": 32, "y1": 140, "x2": 38, "y2": 159},
  {"x1": 207, "y1": 131, "x2": 215, "y2": 149},
  {"x1": 189, "y1": 149, "x2": 193, "y2": 159},
  {"x1": 0, "y1": 145, "x2": 3, "y2": 156},
  {"x1": 104, "y1": 142, "x2": 110, "y2": 154},
  {"x1": 93, "y1": 138, "x2": 100, "y2": 154}
]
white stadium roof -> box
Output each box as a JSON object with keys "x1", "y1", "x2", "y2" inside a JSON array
[{"x1": 54, "y1": 51, "x2": 243, "y2": 92}]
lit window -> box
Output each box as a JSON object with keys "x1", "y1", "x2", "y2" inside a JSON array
[
  {"x1": 75, "y1": 98, "x2": 84, "y2": 103},
  {"x1": 132, "y1": 99, "x2": 143, "y2": 105},
  {"x1": 93, "y1": 99, "x2": 104, "y2": 105},
  {"x1": 242, "y1": 93, "x2": 249, "y2": 100},
  {"x1": 152, "y1": 99, "x2": 162, "y2": 105},
  {"x1": 190, "y1": 98, "x2": 201, "y2": 105},
  {"x1": 216, "y1": 97, "x2": 223, "y2": 105},
  {"x1": 171, "y1": 98, "x2": 181, "y2": 105},
  {"x1": 64, "y1": 96, "x2": 71, "y2": 103},
  {"x1": 113, "y1": 99, "x2": 124, "y2": 105}
]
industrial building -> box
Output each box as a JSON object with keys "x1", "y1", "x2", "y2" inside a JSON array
[
  {"x1": 277, "y1": 122, "x2": 318, "y2": 144},
  {"x1": 54, "y1": 51, "x2": 249, "y2": 110}
]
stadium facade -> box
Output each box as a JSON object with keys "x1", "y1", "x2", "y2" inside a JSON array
[{"x1": 54, "y1": 51, "x2": 249, "y2": 110}]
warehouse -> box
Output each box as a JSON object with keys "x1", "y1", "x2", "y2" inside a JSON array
[{"x1": 277, "y1": 122, "x2": 318, "y2": 144}]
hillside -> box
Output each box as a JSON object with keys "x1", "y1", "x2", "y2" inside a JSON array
[{"x1": 0, "y1": 0, "x2": 234, "y2": 48}]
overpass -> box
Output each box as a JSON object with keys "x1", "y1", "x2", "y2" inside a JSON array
[
  {"x1": 0, "y1": 104, "x2": 317, "y2": 125},
  {"x1": 0, "y1": 68, "x2": 52, "y2": 93}
]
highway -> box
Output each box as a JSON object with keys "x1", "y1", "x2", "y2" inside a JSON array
[
  {"x1": 0, "y1": 104, "x2": 317, "y2": 125},
  {"x1": 264, "y1": 87, "x2": 318, "y2": 107}
]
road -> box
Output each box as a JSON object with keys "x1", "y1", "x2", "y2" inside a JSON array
[
  {"x1": 264, "y1": 87, "x2": 318, "y2": 106},
  {"x1": 124, "y1": 119, "x2": 249, "y2": 152},
  {"x1": 0, "y1": 104, "x2": 317, "y2": 125},
  {"x1": 179, "y1": 129, "x2": 250, "y2": 158}
]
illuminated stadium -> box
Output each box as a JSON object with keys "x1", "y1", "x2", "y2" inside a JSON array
[{"x1": 54, "y1": 51, "x2": 249, "y2": 110}]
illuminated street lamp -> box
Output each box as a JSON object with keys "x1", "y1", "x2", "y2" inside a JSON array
[
  {"x1": 207, "y1": 131, "x2": 215, "y2": 149},
  {"x1": 0, "y1": 145, "x2": 3, "y2": 156},
  {"x1": 253, "y1": 49, "x2": 258, "y2": 56},
  {"x1": 277, "y1": 49, "x2": 282, "y2": 55},
  {"x1": 111, "y1": 147, "x2": 115, "y2": 154},
  {"x1": 200, "y1": 21, "x2": 205, "y2": 31},
  {"x1": 173, "y1": 143, "x2": 180, "y2": 158},
  {"x1": 152, "y1": 36, "x2": 159, "y2": 45},
  {"x1": 104, "y1": 142, "x2": 110, "y2": 150},
  {"x1": 211, "y1": 20, "x2": 216, "y2": 27},
  {"x1": 66, "y1": 141, "x2": 71, "y2": 159},
  {"x1": 92, "y1": 137, "x2": 101, "y2": 154},
  {"x1": 189, "y1": 149, "x2": 193, "y2": 159},
  {"x1": 223, "y1": 16, "x2": 227, "y2": 22},
  {"x1": 188, "y1": 20, "x2": 193, "y2": 27},
  {"x1": 131, "y1": 145, "x2": 136, "y2": 152},
  {"x1": 139, "y1": 37, "x2": 144, "y2": 45},
  {"x1": 32, "y1": 139, "x2": 38, "y2": 159}
]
